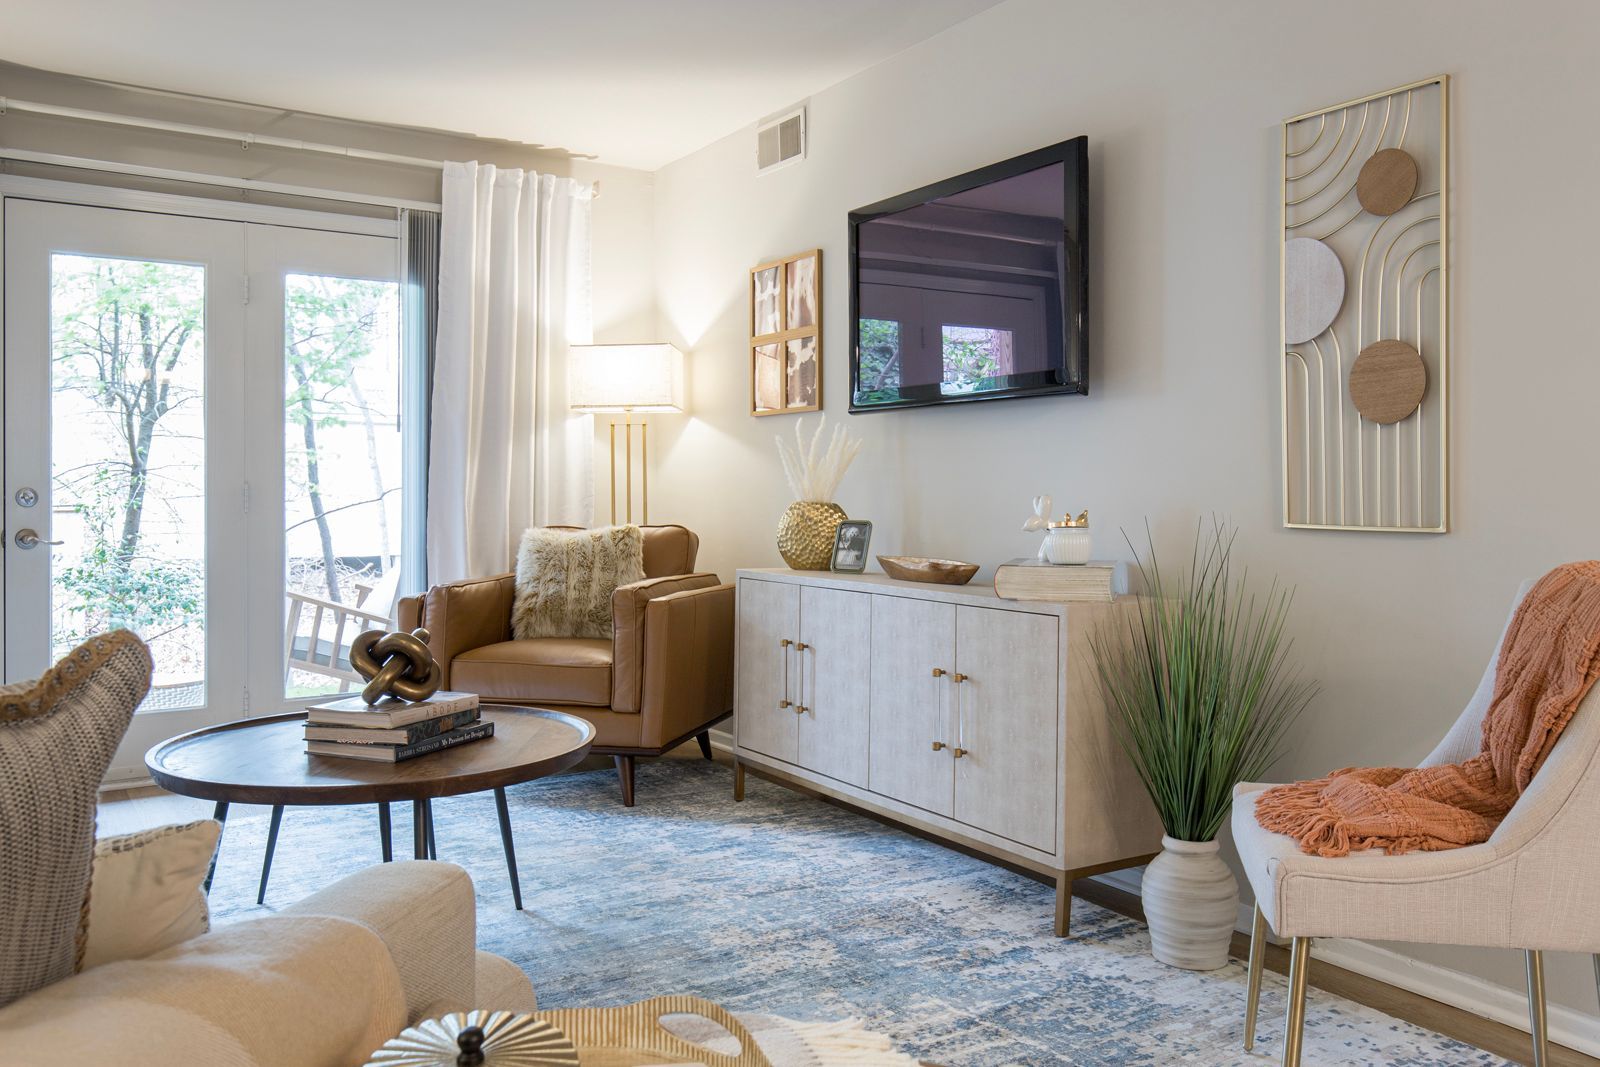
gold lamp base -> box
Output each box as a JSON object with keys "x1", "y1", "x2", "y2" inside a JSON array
[{"x1": 607, "y1": 415, "x2": 649, "y2": 526}]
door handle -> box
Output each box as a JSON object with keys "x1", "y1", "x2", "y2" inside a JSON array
[{"x1": 13, "y1": 529, "x2": 63, "y2": 549}]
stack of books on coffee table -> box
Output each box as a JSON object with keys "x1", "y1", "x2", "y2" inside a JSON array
[{"x1": 303, "y1": 691, "x2": 491, "y2": 763}]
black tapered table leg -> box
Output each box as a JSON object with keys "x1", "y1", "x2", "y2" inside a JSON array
[
  {"x1": 493, "y1": 787, "x2": 523, "y2": 911},
  {"x1": 411, "y1": 799, "x2": 428, "y2": 860},
  {"x1": 425, "y1": 800, "x2": 437, "y2": 860},
  {"x1": 204, "y1": 800, "x2": 230, "y2": 893},
  {"x1": 256, "y1": 804, "x2": 284, "y2": 905},
  {"x1": 378, "y1": 801, "x2": 392, "y2": 863}
]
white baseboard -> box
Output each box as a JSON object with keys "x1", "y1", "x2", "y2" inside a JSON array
[{"x1": 1091, "y1": 868, "x2": 1600, "y2": 1057}]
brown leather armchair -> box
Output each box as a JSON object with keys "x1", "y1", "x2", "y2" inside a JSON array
[{"x1": 397, "y1": 525, "x2": 733, "y2": 805}]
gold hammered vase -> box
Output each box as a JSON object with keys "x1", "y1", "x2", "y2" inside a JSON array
[{"x1": 776, "y1": 501, "x2": 847, "y2": 570}]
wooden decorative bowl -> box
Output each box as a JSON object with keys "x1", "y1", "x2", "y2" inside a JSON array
[{"x1": 876, "y1": 555, "x2": 980, "y2": 585}]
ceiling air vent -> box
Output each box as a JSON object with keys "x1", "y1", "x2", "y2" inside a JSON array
[{"x1": 756, "y1": 107, "x2": 806, "y2": 174}]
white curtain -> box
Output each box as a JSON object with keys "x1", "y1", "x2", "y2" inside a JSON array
[{"x1": 427, "y1": 161, "x2": 594, "y2": 584}]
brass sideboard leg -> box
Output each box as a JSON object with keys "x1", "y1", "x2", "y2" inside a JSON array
[
  {"x1": 1054, "y1": 873, "x2": 1071, "y2": 937},
  {"x1": 734, "y1": 759, "x2": 746, "y2": 802}
]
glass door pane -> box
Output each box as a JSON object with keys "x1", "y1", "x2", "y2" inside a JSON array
[
  {"x1": 4, "y1": 198, "x2": 247, "y2": 782},
  {"x1": 48, "y1": 254, "x2": 210, "y2": 708},
  {"x1": 282, "y1": 273, "x2": 402, "y2": 698}
]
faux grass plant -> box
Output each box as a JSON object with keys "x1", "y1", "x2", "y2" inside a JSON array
[{"x1": 1091, "y1": 521, "x2": 1318, "y2": 843}]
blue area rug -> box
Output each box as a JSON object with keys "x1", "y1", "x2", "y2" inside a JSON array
[{"x1": 206, "y1": 757, "x2": 1508, "y2": 1066}]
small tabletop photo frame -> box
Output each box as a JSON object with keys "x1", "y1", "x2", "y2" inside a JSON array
[{"x1": 830, "y1": 520, "x2": 872, "y2": 573}]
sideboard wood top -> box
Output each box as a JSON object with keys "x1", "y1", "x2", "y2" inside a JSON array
[{"x1": 736, "y1": 567, "x2": 1133, "y2": 613}]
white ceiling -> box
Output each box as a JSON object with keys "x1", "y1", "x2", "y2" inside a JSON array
[{"x1": 0, "y1": 0, "x2": 1007, "y2": 170}]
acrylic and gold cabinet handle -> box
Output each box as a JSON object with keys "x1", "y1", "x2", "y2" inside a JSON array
[
  {"x1": 779, "y1": 699, "x2": 792, "y2": 709},
  {"x1": 952, "y1": 673, "x2": 968, "y2": 684},
  {"x1": 951, "y1": 747, "x2": 969, "y2": 759},
  {"x1": 794, "y1": 705, "x2": 808, "y2": 715},
  {"x1": 930, "y1": 667, "x2": 946, "y2": 678},
  {"x1": 931, "y1": 740, "x2": 946, "y2": 751},
  {"x1": 794, "y1": 642, "x2": 810, "y2": 652},
  {"x1": 779, "y1": 638, "x2": 792, "y2": 648}
]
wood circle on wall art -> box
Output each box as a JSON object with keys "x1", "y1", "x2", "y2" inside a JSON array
[
  {"x1": 1356, "y1": 148, "x2": 1419, "y2": 216},
  {"x1": 1349, "y1": 339, "x2": 1427, "y2": 424}
]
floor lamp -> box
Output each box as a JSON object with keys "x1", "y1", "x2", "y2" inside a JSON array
[{"x1": 569, "y1": 343, "x2": 685, "y2": 525}]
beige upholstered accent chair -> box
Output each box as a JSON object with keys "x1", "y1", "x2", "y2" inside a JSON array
[
  {"x1": 1231, "y1": 581, "x2": 1600, "y2": 1067},
  {"x1": 398, "y1": 524, "x2": 735, "y2": 806}
]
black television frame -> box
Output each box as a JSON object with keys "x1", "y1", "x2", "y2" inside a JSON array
[{"x1": 847, "y1": 136, "x2": 1088, "y2": 414}]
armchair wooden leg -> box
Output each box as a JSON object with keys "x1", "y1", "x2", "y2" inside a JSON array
[
  {"x1": 615, "y1": 755, "x2": 636, "y2": 807},
  {"x1": 696, "y1": 731, "x2": 714, "y2": 761},
  {"x1": 1527, "y1": 949, "x2": 1549, "y2": 1067},
  {"x1": 1243, "y1": 904, "x2": 1267, "y2": 1051},
  {"x1": 734, "y1": 760, "x2": 745, "y2": 802},
  {"x1": 1282, "y1": 936, "x2": 1311, "y2": 1067}
]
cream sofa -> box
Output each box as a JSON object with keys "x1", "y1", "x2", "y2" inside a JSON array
[{"x1": 0, "y1": 860, "x2": 535, "y2": 1067}]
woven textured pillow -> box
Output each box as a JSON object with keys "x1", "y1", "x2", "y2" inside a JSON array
[
  {"x1": 82, "y1": 818, "x2": 219, "y2": 972},
  {"x1": 0, "y1": 630, "x2": 150, "y2": 1007},
  {"x1": 512, "y1": 525, "x2": 645, "y2": 640}
]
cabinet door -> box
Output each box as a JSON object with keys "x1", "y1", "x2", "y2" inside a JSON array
[
  {"x1": 736, "y1": 578, "x2": 800, "y2": 762},
  {"x1": 953, "y1": 606, "x2": 1059, "y2": 852},
  {"x1": 797, "y1": 586, "x2": 871, "y2": 787},
  {"x1": 868, "y1": 595, "x2": 956, "y2": 817}
]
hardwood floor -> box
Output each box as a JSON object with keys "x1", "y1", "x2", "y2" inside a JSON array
[{"x1": 100, "y1": 749, "x2": 1596, "y2": 1066}]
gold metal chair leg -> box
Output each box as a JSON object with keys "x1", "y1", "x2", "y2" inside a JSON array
[
  {"x1": 1244, "y1": 904, "x2": 1268, "y2": 1051},
  {"x1": 1282, "y1": 937, "x2": 1311, "y2": 1067},
  {"x1": 1526, "y1": 950, "x2": 1549, "y2": 1067}
]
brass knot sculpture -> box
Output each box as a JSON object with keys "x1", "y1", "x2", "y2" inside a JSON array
[{"x1": 350, "y1": 628, "x2": 443, "y2": 705}]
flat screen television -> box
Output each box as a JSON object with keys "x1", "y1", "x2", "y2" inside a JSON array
[{"x1": 848, "y1": 137, "x2": 1087, "y2": 413}]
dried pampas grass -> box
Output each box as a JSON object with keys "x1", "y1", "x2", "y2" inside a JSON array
[{"x1": 775, "y1": 416, "x2": 862, "y2": 503}]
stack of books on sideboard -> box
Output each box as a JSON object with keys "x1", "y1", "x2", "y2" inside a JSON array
[{"x1": 304, "y1": 691, "x2": 491, "y2": 763}]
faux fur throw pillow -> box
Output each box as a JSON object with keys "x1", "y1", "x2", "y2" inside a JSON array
[{"x1": 512, "y1": 526, "x2": 645, "y2": 640}]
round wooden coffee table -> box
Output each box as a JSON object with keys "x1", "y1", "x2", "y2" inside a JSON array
[{"x1": 146, "y1": 705, "x2": 594, "y2": 910}]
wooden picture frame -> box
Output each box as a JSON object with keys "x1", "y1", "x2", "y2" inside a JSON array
[{"x1": 750, "y1": 248, "x2": 821, "y2": 416}]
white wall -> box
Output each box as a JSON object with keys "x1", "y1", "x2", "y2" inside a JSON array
[{"x1": 649, "y1": 0, "x2": 1600, "y2": 1024}]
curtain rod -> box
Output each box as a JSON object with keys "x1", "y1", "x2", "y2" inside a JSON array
[{"x1": 0, "y1": 96, "x2": 600, "y2": 196}]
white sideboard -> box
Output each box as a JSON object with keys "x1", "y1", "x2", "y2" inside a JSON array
[{"x1": 732, "y1": 567, "x2": 1161, "y2": 936}]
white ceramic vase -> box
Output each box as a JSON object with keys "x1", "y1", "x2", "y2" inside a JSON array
[
  {"x1": 1141, "y1": 835, "x2": 1239, "y2": 971},
  {"x1": 1042, "y1": 526, "x2": 1093, "y2": 565}
]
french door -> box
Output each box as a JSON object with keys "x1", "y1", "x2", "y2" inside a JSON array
[{"x1": 3, "y1": 197, "x2": 407, "y2": 779}]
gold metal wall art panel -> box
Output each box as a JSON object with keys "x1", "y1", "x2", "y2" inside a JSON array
[{"x1": 1280, "y1": 76, "x2": 1449, "y2": 533}]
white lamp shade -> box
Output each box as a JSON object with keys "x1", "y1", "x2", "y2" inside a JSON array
[{"x1": 568, "y1": 343, "x2": 685, "y2": 413}]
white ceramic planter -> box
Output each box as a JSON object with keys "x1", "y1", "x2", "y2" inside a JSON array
[
  {"x1": 1042, "y1": 526, "x2": 1093, "y2": 565},
  {"x1": 1141, "y1": 835, "x2": 1240, "y2": 971}
]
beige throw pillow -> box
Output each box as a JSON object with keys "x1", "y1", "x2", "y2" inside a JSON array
[
  {"x1": 0, "y1": 630, "x2": 150, "y2": 1008},
  {"x1": 512, "y1": 525, "x2": 645, "y2": 640},
  {"x1": 82, "y1": 819, "x2": 220, "y2": 971}
]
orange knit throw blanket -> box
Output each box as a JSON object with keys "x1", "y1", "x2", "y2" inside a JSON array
[{"x1": 1256, "y1": 562, "x2": 1600, "y2": 857}]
